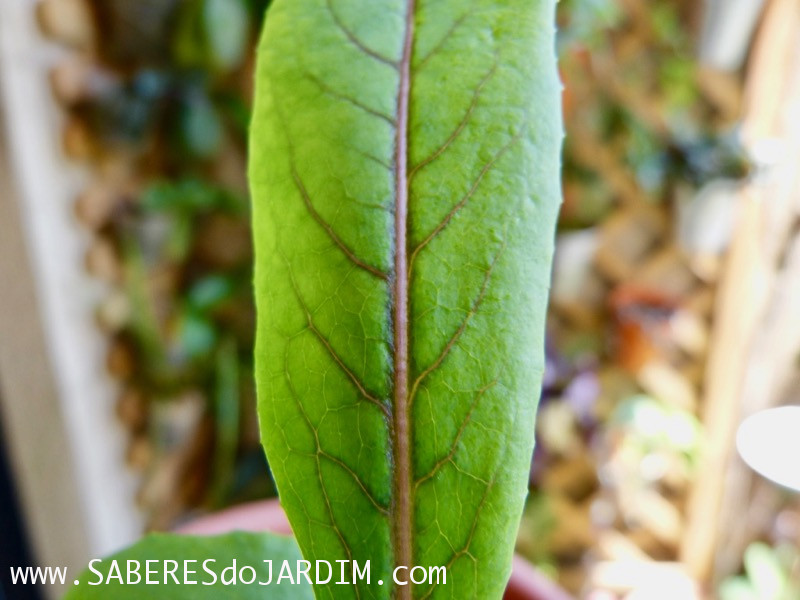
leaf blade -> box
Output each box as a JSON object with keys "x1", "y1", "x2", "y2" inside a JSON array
[{"x1": 249, "y1": 1, "x2": 561, "y2": 598}]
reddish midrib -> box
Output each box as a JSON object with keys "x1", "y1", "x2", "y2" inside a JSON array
[{"x1": 391, "y1": 0, "x2": 415, "y2": 597}]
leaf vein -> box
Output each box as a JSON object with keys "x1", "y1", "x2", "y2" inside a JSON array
[
  {"x1": 414, "y1": 13, "x2": 470, "y2": 71},
  {"x1": 275, "y1": 100, "x2": 389, "y2": 280},
  {"x1": 418, "y1": 455, "x2": 503, "y2": 600},
  {"x1": 319, "y1": 450, "x2": 390, "y2": 515},
  {"x1": 389, "y1": 0, "x2": 415, "y2": 591},
  {"x1": 285, "y1": 262, "x2": 390, "y2": 416},
  {"x1": 408, "y1": 242, "x2": 506, "y2": 407},
  {"x1": 290, "y1": 163, "x2": 389, "y2": 280},
  {"x1": 284, "y1": 364, "x2": 359, "y2": 585},
  {"x1": 325, "y1": 0, "x2": 400, "y2": 69},
  {"x1": 307, "y1": 73, "x2": 397, "y2": 126},
  {"x1": 408, "y1": 125, "x2": 525, "y2": 277},
  {"x1": 414, "y1": 381, "x2": 496, "y2": 489},
  {"x1": 408, "y1": 62, "x2": 497, "y2": 181}
]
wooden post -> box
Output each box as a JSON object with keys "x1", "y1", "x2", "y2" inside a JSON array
[{"x1": 679, "y1": 0, "x2": 800, "y2": 583}]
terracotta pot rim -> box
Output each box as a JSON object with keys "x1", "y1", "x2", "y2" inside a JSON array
[{"x1": 175, "y1": 499, "x2": 574, "y2": 600}]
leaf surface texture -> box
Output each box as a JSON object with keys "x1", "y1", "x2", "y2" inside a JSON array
[{"x1": 250, "y1": 1, "x2": 561, "y2": 597}]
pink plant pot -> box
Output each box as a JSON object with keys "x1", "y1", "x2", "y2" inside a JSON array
[{"x1": 176, "y1": 499, "x2": 574, "y2": 600}]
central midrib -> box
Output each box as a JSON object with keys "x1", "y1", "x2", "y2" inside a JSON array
[{"x1": 391, "y1": 0, "x2": 415, "y2": 597}]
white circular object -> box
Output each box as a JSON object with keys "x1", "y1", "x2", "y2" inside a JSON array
[{"x1": 736, "y1": 406, "x2": 800, "y2": 492}]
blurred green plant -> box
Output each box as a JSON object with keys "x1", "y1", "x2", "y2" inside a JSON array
[
  {"x1": 75, "y1": 0, "x2": 272, "y2": 515},
  {"x1": 556, "y1": 0, "x2": 748, "y2": 229},
  {"x1": 517, "y1": 492, "x2": 560, "y2": 579},
  {"x1": 719, "y1": 543, "x2": 800, "y2": 600},
  {"x1": 612, "y1": 394, "x2": 701, "y2": 462}
]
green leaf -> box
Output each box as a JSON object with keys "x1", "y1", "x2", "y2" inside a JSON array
[
  {"x1": 179, "y1": 92, "x2": 224, "y2": 159},
  {"x1": 249, "y1": 1, "x2": 561, "y2": 599},
  {"x1": 141, "y1": 179, "x2": 246, "y2": 215},
  {"x1": 188, "y1": 275, "x2": 237, "y2": 311},
  {"x1": 209, "y1": 337, "x2": 242, "y2": 506},
  {"x1": 744, "y1": 543, "x2": 786, "y2": 600},
  {"x1": 64, "y1": 531, "x2": 313, "y2": 599},
  {"x1": 176, "y1": 309, "x2": 218, "y2": 360},
  {"x1": 141, "y1": 179, "x2": 218, "y2": 213},
  {"x1": 204, "y1": 0, "x2": 250, "y2": 70},
  {"x1": 719, "y1": 577, "x2": 760, "y2": 600},
  {"x1": 173, "y1": 0, "x2": 250, "y2": 73}
]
